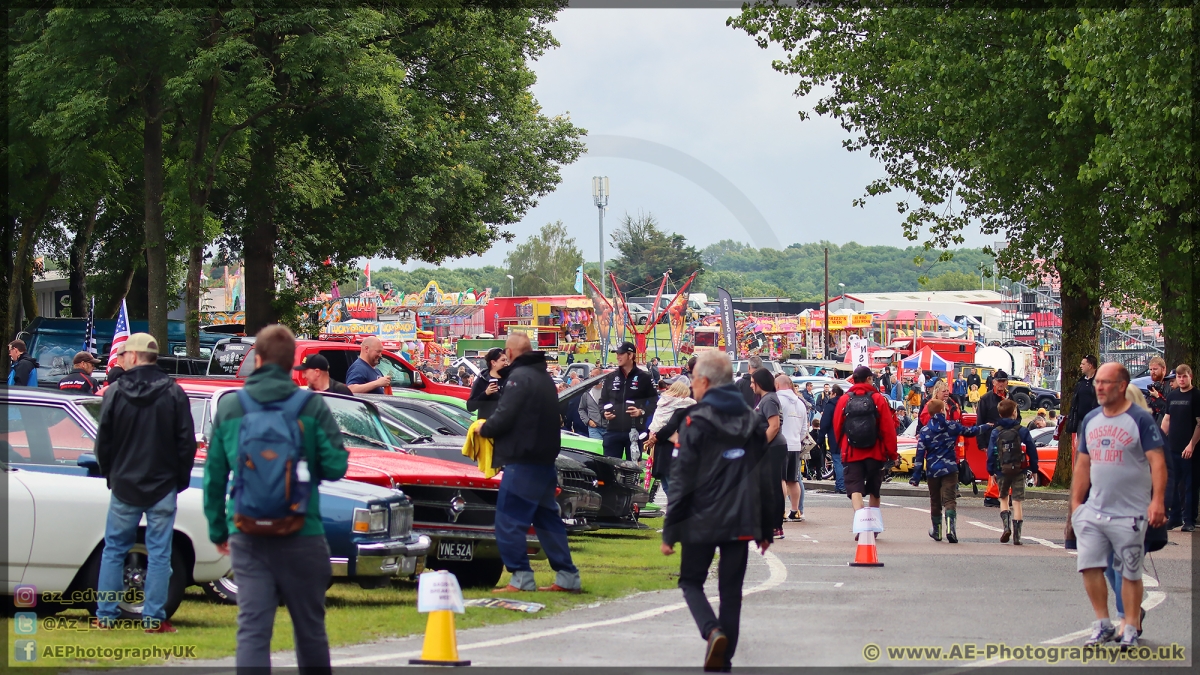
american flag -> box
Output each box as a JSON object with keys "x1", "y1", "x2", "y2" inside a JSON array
[
  {"x1": 83, "y1": 296, "x2": 97, "y2": 355},
  {"x1": 107, "y1": 299, "x2": 130, "y2": 369}
]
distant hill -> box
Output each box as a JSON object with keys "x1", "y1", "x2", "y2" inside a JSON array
[
  {"x1": 365, "y1": 240, "x2": 995, "y2": 301},
  {"x1": 693, "y1": 240, "x2": 995, "y2": 301}
]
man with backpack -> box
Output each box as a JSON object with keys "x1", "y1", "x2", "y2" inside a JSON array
[
  {"x1": 987, "y1": 399, "x2": 1039, "y2": 544},
  {"x1": 832, "y1": 366, "x2": 898, "y2": 531},
  {"x1": 204, "y1": 325, "x2": 348, "y2": 670}
]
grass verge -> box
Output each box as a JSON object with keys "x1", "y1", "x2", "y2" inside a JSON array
[{"x1": 6, "y1": 528, "x2": 676, "y2": 668}]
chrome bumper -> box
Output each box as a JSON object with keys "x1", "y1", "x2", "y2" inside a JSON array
[{"x1": 331, "y1": 534, "x2": 432, "y2": 578}]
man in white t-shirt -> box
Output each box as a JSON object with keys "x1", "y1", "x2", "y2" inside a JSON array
[
  {"x1": 1071, "y1": 362, "x2": 1167, "y2": 649},
  {"x1": 776, "y1": 375, "x2": 809, "y2": 521}
]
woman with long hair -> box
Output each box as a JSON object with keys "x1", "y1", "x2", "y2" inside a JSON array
[
  {"x1": 467, "y1": 348, "x2": 508, "y2": 419},
  {"x1": 647, "y1": 379, "x2": 697, "y2": 497}
]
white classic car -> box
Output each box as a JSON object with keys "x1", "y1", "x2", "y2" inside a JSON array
[{"x1": 4, "y1": 388, "x2": 230, "y2": 619}]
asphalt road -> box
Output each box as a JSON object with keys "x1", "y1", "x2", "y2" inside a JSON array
[{"x1": 185, "y1": 488, "x2": 1193, "y2": 669}]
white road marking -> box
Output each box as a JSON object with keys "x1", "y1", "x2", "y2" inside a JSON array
[
  {"x1": 881, "y1": 502, "x2": 901, "y2": 507},
  {"x1": 834, "y1": 582, "x2": 844, "y2": 588},
  {"x1": 968, "y1": 520, "x2": 1003, "y2": 532},
  {"x1": 906, "y1": 506, "x2": 931, "y2": 513},
  {"x1": 330, "y1": 551, "x2": 789, "y2": 666}
]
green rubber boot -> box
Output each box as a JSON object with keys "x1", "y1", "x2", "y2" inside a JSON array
[
  {"x1": 1000, "y1": 510, "x2": 1012, "y2": 543},
  {"x1": 946, "y1": 510, "x2": 958, "y2": 543},
  {"x1": 1013, "y1": 520, "x2": 1023, "y2": 546},
  {"x1": 929, "y1": 515, "x2": 942, "y2": 542}
]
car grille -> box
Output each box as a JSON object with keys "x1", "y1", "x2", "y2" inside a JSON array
[
  {"x1": 403, "y1": 485, "x2": 497, "y2": 528},
  {"x1": 560, "y1": 469, "x2": 595, "y2": 491},
  {"x1": 614, "y1": 468, "x2": 641, "y2": 490},
  {"x1": 389, "y1": 502, "x2": 413, "y2": 537}
]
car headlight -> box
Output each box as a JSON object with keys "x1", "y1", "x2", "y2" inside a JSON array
[{"x1": 353, "y1": 506, "x2": 388, "y2": 534}]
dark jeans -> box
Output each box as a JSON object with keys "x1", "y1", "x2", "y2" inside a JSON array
[
  {"x1": 927, "y1": 472, "x2": 958, "y2": 518},
  {"x1": 495, "y1": 463, "x2": 579, "y2": 576},
  {"x1": 678, "y1": 540, "x2": 749, "y2": 670},
  {"x1": 602, "y1": 430, "x2": 633, "y2": 460},
  {"x1": 767, "y1": 445, "x2": 788, "y2": 530},
  {"x1": 831, "y1": 450, "x2": 845, "y2": 493},
  {"x1": 230, "y1": 533, "x2": 332, "y2": 672},
  {"x1": 1166, "y1": 452, "x2": 1197, "y2": 526}
]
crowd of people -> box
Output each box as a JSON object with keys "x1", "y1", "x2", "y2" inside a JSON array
[{"x1": 8, "y1": 324, "x2": 1196, "y2": 669}]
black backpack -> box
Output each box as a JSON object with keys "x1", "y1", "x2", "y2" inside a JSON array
[
  {"x1": 841, "y1": 391, "x2": 879, "y2": 448},
  {"x1": 996, "y1": 426, "x2": 1024, "y2": 476}
]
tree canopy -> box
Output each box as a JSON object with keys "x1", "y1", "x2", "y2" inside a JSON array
[
  {"x1": 607, "y1": 212, "x2": 703, "y2": 294},
  {"x1": 504, "y1": 221, "x2": 584, "y2": 296}
]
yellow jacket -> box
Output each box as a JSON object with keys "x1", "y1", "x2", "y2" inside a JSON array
[{"x1": 462, "y1": 419, "x2": 498, "y2": 478}]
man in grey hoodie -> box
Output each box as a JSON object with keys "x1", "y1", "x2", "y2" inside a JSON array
[{"x1": 578, "y1": 379, "x2": 606, "y2": 439}]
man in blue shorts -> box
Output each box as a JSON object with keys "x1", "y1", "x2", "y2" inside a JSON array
[{"x1": 1070, "y1": 362, "x2": 1167, "y2": 650}]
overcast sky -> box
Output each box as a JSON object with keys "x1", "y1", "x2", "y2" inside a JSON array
[{"x1": 367, "y1": 7, "x2": 991, "y2": 271}]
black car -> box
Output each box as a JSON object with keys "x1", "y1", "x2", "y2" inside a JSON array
[{"x1": 367, "y1": 394, "x2": 643, "y2": 529}]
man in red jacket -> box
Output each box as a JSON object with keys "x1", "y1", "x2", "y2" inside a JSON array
[{"x1": 833, "y1": 366, "x2": 899, "y2": 527}]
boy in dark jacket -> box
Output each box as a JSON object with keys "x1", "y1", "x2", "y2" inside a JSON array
[
  {"x1": 910, "y1": 400, "x2": 980, "y2": 543},
  {"x1": 480, "y1": 332, "x2": 580, "y2": 593},
  {"x1": 987, "y1": 399, "x2": 1039, "y2": 544},
  {"x1": 662, "y1": 351, "x2": 772, "y2": 672}
]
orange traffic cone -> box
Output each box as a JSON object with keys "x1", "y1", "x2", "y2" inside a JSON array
[
  {"x1": 409, "y1": 610, "x2": 471, "y2": 666},
  {"x1": 850, "y1": 530, "x2": 884, "y2": 567}
]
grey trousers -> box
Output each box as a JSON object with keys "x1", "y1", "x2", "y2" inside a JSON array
[{"x1": 230, "y1": 533, "x2": 332, "y2": 672}]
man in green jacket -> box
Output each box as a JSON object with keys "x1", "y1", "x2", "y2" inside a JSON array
[{"x1": 203, "y1": 325, "x2": 347, "y2": 671}]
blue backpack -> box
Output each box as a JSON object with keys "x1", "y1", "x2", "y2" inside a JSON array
[{"x1": 232, "y1": 389, "x2": 313, "y2": 536}]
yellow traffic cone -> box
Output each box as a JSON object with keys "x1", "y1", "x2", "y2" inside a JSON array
[{"x1": 409, "y1": 609, "x2": 471, "y2": 666}]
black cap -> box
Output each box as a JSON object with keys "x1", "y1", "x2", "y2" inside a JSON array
[
  {"x1": 294, "y1": 354, "x2": 331, "y2": 372},
  {"x1": 993, "y1": 369, "x2": 1009, "y2": 381},
  {"x1": 852, "y1": 365, "x2": 873, "y2": 382},
  {"x1": 614, "y1": 341, "x2": 636, "y2": 355}
]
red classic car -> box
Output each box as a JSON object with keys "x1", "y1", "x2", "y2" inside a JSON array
[
  {"x1": 184, "y1": 383, "x2": 538, "y2": 588},
  {"x1": 895, "y1": 413, "x2": 1058, "y2": 488}
]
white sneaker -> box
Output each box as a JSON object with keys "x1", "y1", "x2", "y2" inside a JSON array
[
  {"x1": 1119, "y1": 623, "x2": 1138, "y2": 651},
  {"x1": 1084, "y1": 620, "x2": 1115, "y2": 646}
]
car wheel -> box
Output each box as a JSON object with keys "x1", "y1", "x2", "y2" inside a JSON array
[
  {"x1": 203, "y1": 571, "x2": 238, "y2": 604},
  {"x1": 430, "y1": 558, "x2": 504, "y2": 589},
  {"x1": 637, "y1": 317, "x2": 647, "y2": 325},
  {"x1": 83, "y1": 540, "x2": 188, "y2": 620},
  {"x1": 1012, "y1": 391, "x2": 1033, "y2": 411},
  {"x1": 1037, "y1": 396, "x2": 1057, "y2": 410},
  {"x1": 1025, "y1": 469, "x2": 1037, "y2": 488}
]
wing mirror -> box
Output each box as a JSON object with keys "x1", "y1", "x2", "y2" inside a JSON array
[{"x1": 77, "y1": 453, "x2": 101, "y2": 476}]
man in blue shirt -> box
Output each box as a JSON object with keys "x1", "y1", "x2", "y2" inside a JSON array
[{"x1": 345, "y1": 337, "x2": 391, "y2": 394}]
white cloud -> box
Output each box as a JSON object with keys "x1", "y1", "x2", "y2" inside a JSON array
[{"x1": 368, "y1": 7, "x2": 988, "y2": 271}]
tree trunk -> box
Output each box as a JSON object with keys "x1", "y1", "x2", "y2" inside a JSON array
[
  {"x1": 142, "y1": 71, "x2": 169, "y2": 353},
  {"x1": 1159, "y1": 206, "x2": 1198, "y2": 369},
  {"x1": 1050, "y1": 254, "x2": 1102, "y2": 488},
  {"x1": 243, "y1": 128, "x2": 279, "y2": 335},
  {"x1": 185, "y1": 69, "x2": 220, "y2": 357},
  {"x1": 69, "y1": 200, "x2": 100, "y2": 317},
  {"x1": 1, "y1": 215, "x2": 12, "y2": 372},
  {"x1": 21, "y1": 256, "x2": 38, "y2": 323},
  {"x1": 7, "y1": 174, "x2": 61, "y2": 338}
]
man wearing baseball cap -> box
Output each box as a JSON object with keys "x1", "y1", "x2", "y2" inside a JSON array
[
  {"x1": 294, "y1": 354, "x2": 353, "y2": 395},
  {"x1": 976, "y1": 369, "x2": 1010, "y2": 509},
  {"x1": 598, "y1": 341, "x2": 658, "y2": 460},
  {"x1": 58, "y1": 351, "x2": 102, "y2": 395},
  {"x1": 94, "y1": 333, "x2": 195, "y2": 632}
]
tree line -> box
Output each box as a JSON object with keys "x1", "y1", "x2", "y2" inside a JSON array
[
  {"x1": 5, "y1": 4, "x2": 583, "y2": 363},
  {"x1": 730, "y1": 5, "x2": 1196, "y2": 484}
]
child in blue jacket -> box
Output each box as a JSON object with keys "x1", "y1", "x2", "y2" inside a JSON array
[
  {"x1": 986, "y1": 399, "x2": 1038, "y2": 545},
  {"x1": 910, "y1": 399, "x2": 980, "y2": 543}
]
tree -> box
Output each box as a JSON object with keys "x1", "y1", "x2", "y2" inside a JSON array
[
  {"x1": 608, "y1": 212, "x2": 703, "y2": 294},
  {"x1": 731, "y1": 7, "x2": 1131, "y2": 486},
  {"x1": 922, "y1": 271, "x2": 982, "y2": 292},
  {"x1": 504, "y1": 221, "x2": 583, "y2": 296}
]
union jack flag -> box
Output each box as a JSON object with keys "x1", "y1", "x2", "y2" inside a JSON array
[
  {"x1": 83, "y1": 296, "x2": 97, "y2": 355},
  {"x1": 107, "y1": 299, "x2": 130, "y2": 369}
]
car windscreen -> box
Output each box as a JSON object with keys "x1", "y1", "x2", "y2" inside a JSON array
[
  {"x1": 427, "y1": 401, "x2": 476, "y2": 430},
  {"x1": 208, "y1": 341, "x2": 253, "y2": 375},
  {"x1": 374, "y1": 405, "x2": 421, "y2": 443},
  {"x1": 319, "y1": 394, "x2": 398, "y2": 451},
  {"x1": 380, "y1": 405, "x2": 436, "y2": 439},
  {"x1": 29, "y1": 333, "x2": 85, "y2": 385}
]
